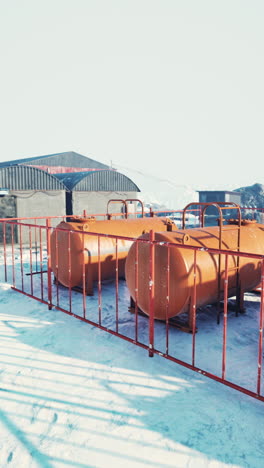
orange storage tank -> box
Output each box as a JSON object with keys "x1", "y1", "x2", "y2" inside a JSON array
[
  {"x1": 50, "y1": 216, "x2": 174, "y2": 293},
  {"x1": 125, "y1": 220, "x2": 264, "y2": 320}
]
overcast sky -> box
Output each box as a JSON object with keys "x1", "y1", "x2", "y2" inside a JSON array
[{"x1": 0, "y1": 0, "x2": 263, "y2": 190}]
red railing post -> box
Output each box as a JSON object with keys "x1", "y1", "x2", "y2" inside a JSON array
[
  {"x1": 68, "y1": 230, "x2": 72, "y2": 314},
  {"x1": 115, "y1": 238, "x2": 119, "y2": 333},
  {"x1": 166, "y1": 244, "x2": 170, "y2": 355},
  {"x1": 46, "y1": 219, "x2": 52, "y2": 310},
  {"x1": 257, "y1": 259, "x2": 264, "y2": 395},
  {"x1": 134, "y1": 240, "x2": 139, "y2": 342},
  {"x1": 3, "y1": 221, "x2": 7, "y2": 282},
  {"x1": 82, "y1": 232, "x2": 86, "y2": 319},
  {"x1": 191, "y1": 250, "x2": 197, "y2": 366},
  {"x1": 149, "y1": 230, "x2": 155, "y2": 357},
  {"x1": 29, "y1": 226, "x2": 33, "y2": 296},
  {"x1": 222, "y1": 254, "x2": 229, "y2": 379},
  {"x1": 19, "y1": 223, "x2": 24, "y2": 292},
  {"x1": 55, "y1": 228, "x2": 59, "y2": 306},
  {"x1": 39, "y1": 227, "x2": 44, "y2": 301},
  {"x1": 11, "y1": 223, "x2": 15, "y2": 287},
  {"x1": 98, "y1": 235, "x2": 102, "y2": 325}
]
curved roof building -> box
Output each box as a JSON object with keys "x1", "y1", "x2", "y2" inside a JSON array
[
  {"x1": 0, "y1": 151, "x2": 140, "y2": 219},
  {"x1": 55, "y1": 170, "x2": 139, "y2": 192},
  {"x1": 0, "y1": 165, "x2": 67, "y2": 191}
]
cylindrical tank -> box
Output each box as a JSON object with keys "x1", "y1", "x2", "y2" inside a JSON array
[
  {"x1": 125, "y1": 220, "x2": 264, "y2": 320},
  {"x1": 51, "y1": 217, "x2": 173, "y2": 291}
]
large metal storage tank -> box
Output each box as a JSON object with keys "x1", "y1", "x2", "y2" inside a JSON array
[
  {"x1": 51, "y1": 216, "x2": 174, "y2": 293},
  {"x1": 125, "y1": 220, "x2": 264, "y2": 320}
]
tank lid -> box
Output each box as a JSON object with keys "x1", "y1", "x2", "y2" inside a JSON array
[
  {"x1": 241, "y1": 219, "x2": 257, "y2": 226},
  {"x1": 69, "y1": 216, "x2": 96, "y2": 223},
  {"x1": 228, "y1": 218, "x2": 257, "y2": 226}
]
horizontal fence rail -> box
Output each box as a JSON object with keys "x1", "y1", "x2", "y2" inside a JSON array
[{"x1": 0, "y1": 213, "x2": 263, "y2": 403}]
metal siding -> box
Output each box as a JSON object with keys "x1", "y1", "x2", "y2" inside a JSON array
[
  {"x1": 54, "y1": 172, "x2": 90, "y2": 190},
  {"x1": 0, "y1": 151, "x2": 110, "y2": 170},
  {"x1": 0, "y1": 166, "x2": 66, "y2": 191},
  {"x1": 75, "y1": 170, "x2": 139, "y2": 192},
  {"x1": 229, "y1": 193, "x2": 241, "y2": 204},
  {"x1": 25, "y1": 153, "x2": 109, "y2": 169}
]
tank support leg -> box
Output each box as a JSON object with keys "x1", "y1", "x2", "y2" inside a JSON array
[
  {"x1": 217, "y1": 303, "x2": 221, "y2": 325},
  {"x1": 188, "y1": 299, "x2": 198, "y2": 334},
  {"x1": 129, "y1": 296, "x2": 136, "y2": 314},
  {"x1": 236, "y1": 284, "x2": 245, "y2": 315},
  {"x1": 86, "y1": 272, "x2": 94, "y2": 296}
]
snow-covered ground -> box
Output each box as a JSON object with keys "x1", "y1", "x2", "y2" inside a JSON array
[{"x1": 0, "y1": 247, "x2": 264, "y2": 468}]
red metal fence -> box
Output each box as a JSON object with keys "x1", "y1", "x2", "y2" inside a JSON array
[{"x1": 0, "y1": 214, "x2": 263, "y2": 403}]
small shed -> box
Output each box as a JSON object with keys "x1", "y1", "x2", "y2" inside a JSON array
[
  {"x1": 55, "y1": 170, "x2": 140, "y2": 215},
  {"x1": 197, "y1": 190, "x2": 242, "y2": 221},
  {"x1": 198, "y1": 191, "x2": 241, "y2": 205}
]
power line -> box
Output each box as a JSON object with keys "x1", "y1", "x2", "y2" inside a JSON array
[{"x1": 112, "y1": 162, "x2": 191, "y2": 189}]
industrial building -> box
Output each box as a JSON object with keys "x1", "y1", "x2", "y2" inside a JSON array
[
  {"x1": 0, "y1": 151, "x2": 140, "y2": 220},
  {"x1": 55, "y1": 170, "x2": 139, "y2": 216}
]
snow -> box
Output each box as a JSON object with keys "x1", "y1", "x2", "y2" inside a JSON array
[
  {"x1": 113, "y1": 164, "x2": 199, "y2": 210},
  {"x1": 1, "y1": 247, "x2": 264, "y2": 467},
  {"x1": 112, "y1": 164, "x2": 241, "y2": 210}
]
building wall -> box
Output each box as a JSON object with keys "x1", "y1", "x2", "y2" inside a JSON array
[
  {"x1": 0, "y1": 195, "x2": 16, "y2": 218},
  {"x1": 225, "y1": 193, "x2": 241, "y2": 204},
  {"x1": 72, "y1": 191, "x2": 139, "y2": 217},
  {"x1": 15, "y1": 190, "x2": 65, "y2": 223},
  {"x1": 0, "y1": 195, "x2": 17, "y2": 243},
  {"x1": 199, "y1": 192, "x2": 224, "y2": 203},
  {"x1": 14, "y1": 190, "x2": 65, "y2": 244}
]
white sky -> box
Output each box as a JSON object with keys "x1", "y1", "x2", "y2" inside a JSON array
[{"x1": 0, "y1": 0, "x2": 263, "y2": 190}]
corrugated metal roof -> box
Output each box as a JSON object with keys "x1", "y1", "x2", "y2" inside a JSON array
[
  {"x1": 0, "y1": 166, "x2": 67, "y2": 191},
  {"x1": 55, "y1": 170, "x2": 140, "y2": 192},
  {"x1": 0, "y1": 151, "x2": 110, "y2": 170}
]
